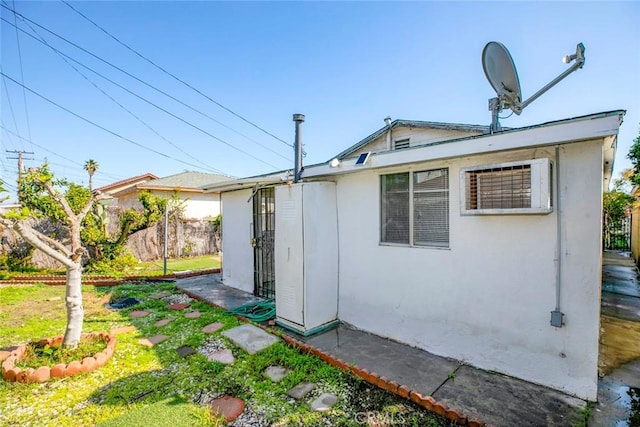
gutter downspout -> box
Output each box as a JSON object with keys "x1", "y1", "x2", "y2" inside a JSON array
[
  {"x1": 293, "y1": 114, "x2": 305, "y2": 183},
  {"x1": 551, "y1": 145, "x2": 564, "y2": 327}
]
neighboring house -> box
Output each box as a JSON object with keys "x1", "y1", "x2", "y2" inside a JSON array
[
  {"x1": 100, "y1": 171, "x2": 231, "y2": 220},
  {"x1": 202, "y1": 110, "x2": 625, "y2": 401},
  {"x1": 95, "y1": 173, "x2": 158, "y2": 206}
]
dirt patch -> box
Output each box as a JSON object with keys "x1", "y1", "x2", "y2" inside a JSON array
[{"x1": 599, "y1": 314, "x2": 640, "y2": 375}]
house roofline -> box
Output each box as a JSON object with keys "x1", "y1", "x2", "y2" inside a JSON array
[
  {"x1": 202, "y1": 110, "x2": 625, "y2": 193},
  {"x1": 332, "y1": 119, "x2": 494, "y2": 160},
  {"x1": 95, "y1": 173, "x2": 158, "y2": 192},
  {"x1": 201, "y1": 170, "x2": 291, "y2": 193},
  {"x1": 305, "y1": 109, "x2": 624, "y2": 184}
]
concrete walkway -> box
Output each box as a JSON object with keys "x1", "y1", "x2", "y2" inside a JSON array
[
  {"x1": 601, "y1": 251, "x2": 640, "y2": 322},
  {"x1": 177, "y1": 275, "x2": 585, "y2": 426},
  {"x1": 175, "y1": 257, "x2": 640, "y2": 426},
  {"x1": 593, "y1": 250, "x2": 640, "y2": 427}
]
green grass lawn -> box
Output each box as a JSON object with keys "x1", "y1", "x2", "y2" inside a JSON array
[
  {"x1": 0, "y1": 283, "x2": 454, "y2": 427},
  {"x1": 132, "y1": 255, "x2": 221, "y2": 276},
  {"x1": 2, "y1": 255, "x2": 221, "y2": 279}
]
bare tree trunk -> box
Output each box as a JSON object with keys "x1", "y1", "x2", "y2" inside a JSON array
[{"x1": 63, "y1": 264, "x2": 84, "y2": 348}]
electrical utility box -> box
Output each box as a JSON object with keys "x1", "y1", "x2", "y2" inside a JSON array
[{"x1": 275, "y1": 182, "x2": 338, "y2": 336}]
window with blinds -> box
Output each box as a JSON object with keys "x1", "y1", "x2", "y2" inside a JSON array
[
  {"x1": 461, "y1": 159, "x2": 552, "y2": 215},
  {"x1": 381, "y1": 168, "x2": 449, "y2": 247}
]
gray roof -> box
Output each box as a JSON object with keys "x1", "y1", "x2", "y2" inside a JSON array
[
  {"x1": 333, "y1": 119, "x2": 493, "y2": 160},
  {"x1": 141, "y1": 171, "x2": 233, "y2": 190}
]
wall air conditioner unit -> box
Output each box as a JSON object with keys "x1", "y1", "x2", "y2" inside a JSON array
[{"x1": 460, "y1": 158, "x2": 552, "y2": 215}]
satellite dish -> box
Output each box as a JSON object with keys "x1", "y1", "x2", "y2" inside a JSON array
[
  {"x1": 482, "y1": 42, "x2": 522, "y2": 108},
  {"x1": 482, "y1": 41, "x2": 586, "y2": 133}
]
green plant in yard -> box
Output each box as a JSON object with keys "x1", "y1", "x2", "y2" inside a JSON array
[
  {"x1": 0, "y1": 164, "x2": 109, "y2": 348},
  {"x1": 571, "y1": 402, "x2": 592, "y2": 427},
  {"x1": 1, "y1": 282, "x2": 455, "y2": 426},
  {"x1": 16, "y1": 337, "x2": 107, "y2": 369}
]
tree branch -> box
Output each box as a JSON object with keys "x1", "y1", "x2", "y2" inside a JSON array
[
  {"x1": 42, "y1": 180, "x2": 76, "y2": 221},
  {"x1": 78, "y1": 191, "x2": 108, "y2": 223},
  {"x1": 2, "y1": 218, "x2": 76, "y2": 269}
]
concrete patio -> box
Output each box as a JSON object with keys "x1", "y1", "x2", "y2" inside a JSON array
[{"x1": 174, "y1": 251, "x2": 640, "y2": 426}]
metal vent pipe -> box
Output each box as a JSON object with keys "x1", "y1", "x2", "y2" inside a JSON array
[{"x1": 293, "y1": 113, "x2": 305, "y2": 183}]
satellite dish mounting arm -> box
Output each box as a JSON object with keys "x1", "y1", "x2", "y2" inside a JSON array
[
  {"x1": 486, "y1": 42, "x2": 585, "y2": 133},
  {"x1": 513, "y1": 43, "x2": 585, "y2": 114}
]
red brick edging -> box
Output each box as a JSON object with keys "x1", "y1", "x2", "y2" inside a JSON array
[
  {"x1": 178, "y1": 288, "x2": 485, "y2": 426},
  {"x1": 0, "y1": 333, "x2": 116, "y2": 383}
]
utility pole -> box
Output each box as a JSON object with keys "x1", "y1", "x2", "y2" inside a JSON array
[
  {"x1": 6, "y1": 150, "x2": 34, "y2": 201},
  {"x1": 6, "y1": 150, "x2": 34, "y2": 180}
]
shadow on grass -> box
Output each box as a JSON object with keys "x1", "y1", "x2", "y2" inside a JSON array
[
  {"x1": 96, "y1": 394, "x2": 212, "y2": 427},
  {"x1": 89, "y1": 282, "x2": 239, "y2": 426}
]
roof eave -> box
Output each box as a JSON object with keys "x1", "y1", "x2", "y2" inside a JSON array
[
  {"x1": 304, "y1": 110, "x2": 625, "y2": 180},
  {"x1": 332, "y1": 119, "x2": 491, "y2": 160}
]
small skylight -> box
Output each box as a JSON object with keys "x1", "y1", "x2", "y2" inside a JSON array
[{"x1": 355, "y1": 152, "x2": 371, "y2": 166}]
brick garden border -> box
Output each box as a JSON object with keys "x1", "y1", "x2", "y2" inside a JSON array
[
  {"x1": 179, "y1": 288, "x2": 487, "y2": 427},
  {"x1": 0, "y1": 333, "x2": 117, "y2": 383}
]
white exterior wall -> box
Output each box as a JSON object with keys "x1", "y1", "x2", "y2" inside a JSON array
[
  {"x1": 181, "y1": 193, "x2": 221, "y2": 219},
  {"x1": 334, "y1": 139, "x2": 604, "y2": 400},
  {"x1": 116, "y1": 191, "x2": 220, "y2": 219},
  {"x1": 116, "y1": 193, "x2": 139, "y2": 209},
  {"x1": 221, "y1": 189, "x2": 255, "y2": 293},
  {"x1": 350, "y1": 128, "x2": 479, "y2": 158}
]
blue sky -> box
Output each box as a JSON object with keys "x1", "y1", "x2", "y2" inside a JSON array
[{"x1": 1, "y1": 1, "x2": 638, "y2": 201}]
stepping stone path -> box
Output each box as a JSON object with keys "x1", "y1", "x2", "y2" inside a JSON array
[
  {"x1": 310, "y1": 393, "x2": 338, "y2": 412},
  {"x1": 154, "y1": 318, "x2": 173, "y2": 327},
  {"x1": 129, "y1": 310, "x2": 151, "y2": 318},
  {"x1": 265, "y1": 365, "x2": 290, "y2": 382},
  {"x1": 176, "y1": 345, "x2": 195, "y2": 358},
  {"x1": 206, "y1": 349, "x2": 235, "y2": 364},
  {"x1": 138, "y1": 335, "x2": 168, "y2": 348},
  {"x1": 287, "y1": 382, "x2": 315, "y2": 400},
  {"x1": 222, "y1": 324, "x2": 279, "y2": 355},
  {"x1": 202, "y1": 322, "x2": 224, "y2": 334},
  {"x1": 150, "y1": 293, "x2": 169, "y2": 299},
  {"x1": 167, "y1": 303, "x2": 190, "y2": 310},
  {"x1": 184, "y1": 311, "x2": 201, "y2": 318},
  {"x1": 111, "y1": 325, "x2": 137, "y2": 335},
  {"x1": 210, "y1": 396, "x2": 244, "y2": 423}
]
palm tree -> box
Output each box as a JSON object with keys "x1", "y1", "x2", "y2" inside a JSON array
[{"x1": 84, "y1": 159, "x2": 99, "y2": 191}]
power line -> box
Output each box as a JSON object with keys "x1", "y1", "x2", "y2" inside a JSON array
[
  {"x1": 0, "y1": 16, "x2": 283, "y2": 169},
  {"x1": 20, "y1": 19, "x2": 219, "y2": 173},
  {"x1": 1, "y1": 4, "x2": 292, "y2": 162},
  {"x1": 9, "y1": 0, "x2": 33, "y2": 149},
  {"x1": 1, "y1": 71, "x2": 23, "y2": 148},
  {"x1": 6, "y1": 149, "x2": 34, "y2": 180},
  {"x1": 0, "y1": 125, "x2": 126, "y2": 182},
  {"x1": 60, "y1": 0, "x2": 293, "y2": 149},
  {"x1": 0, "y1": 72, "x2": 237, "y2": 174}
]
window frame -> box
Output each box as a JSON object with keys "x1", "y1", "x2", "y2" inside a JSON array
[
  {"x1": 380, "y1": 167, "x2": 450, "y2": 248},
  {"x1": 460, "y1": 158, "x2": 553, "y2": 215}
]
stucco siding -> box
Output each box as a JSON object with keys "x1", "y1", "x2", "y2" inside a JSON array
[
  {"x1": 181, "y1": 193, "x2": 221, "y2": 219},
  {"x1": 115, "y1": 191, "x2": 220, "y2": 219},
  {"x1": 334, "y1": 140, "x2": 604, "y2": 400},
  {"x1": 349, "y1": 128, "x2": 480, "y2": 158},
  {"x1": 221, "y1": 189, "x2": 254, "y2": 293}
]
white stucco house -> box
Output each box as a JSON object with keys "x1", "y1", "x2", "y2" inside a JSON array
[
  {"x1": 201, "y1": 110, "x2": 625, "y2": 401},
  {"x1": 98, "y1": 171, "x2": 231, "y2": 220}
]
